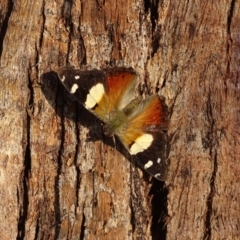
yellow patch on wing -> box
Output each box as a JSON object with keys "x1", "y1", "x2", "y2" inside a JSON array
[
  {"x1": 129, "y1": 134, "x2": 153, "y2": 155},
  {"x1": 85, "y1": 83, "x2": 105, "y2": 109}
]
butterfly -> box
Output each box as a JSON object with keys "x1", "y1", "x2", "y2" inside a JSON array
[{"x1": 56, "y1": 66, "x2": 169, "y2": 181}]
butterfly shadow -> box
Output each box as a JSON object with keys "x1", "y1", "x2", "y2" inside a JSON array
[{"x1": 41, "y1": 70, "x2": 105, "y2": 140}]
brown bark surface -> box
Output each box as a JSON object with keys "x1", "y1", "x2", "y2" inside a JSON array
[{"x1": 0, "y1": 0, "x2": 239, "y2": 239}]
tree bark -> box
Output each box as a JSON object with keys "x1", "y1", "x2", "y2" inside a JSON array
[{"x1": 0, "y1": 0, "x2": 239, "y2": 239}]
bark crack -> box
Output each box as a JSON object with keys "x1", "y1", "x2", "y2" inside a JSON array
[
  {"x1": 17, "y1": 72, "x2": 33, "y2": 239},
  {"x1": 74, "y1": 104, "x2": 81, "y2": 211},
  {"x1": 227, "y1": 0, "x2": 235, "y2": 34},
  {"x1": 62, "y1": 0, "x2": 73, "y2": 27},
  {"x1": 53, "y1": 82, "x2": 65, "y2": 239},
  {"x1": 203, "y1": 152, "x2": 217, "y2": 240},
  {"x1": 203, "y1": 93, "x2": 218, "y2": 240},
  {"x1": 144, "y1": 0, "x2": 159, "y2": 33},
  {"x1": 80, "y1": 212, "x2": 86, "y2": 240},
  {"x1": 150, "y1": 181, "x2": 168, "y2": 240},
  {"x1": 226, "y1": 0, "x2": 236, "y2": 82},
  {"x1": 144, "y1": 0, "x2": 161, "y2": 57},
  {"x1": 0, "y1": 0, "x2": 14, "y2": 57}
]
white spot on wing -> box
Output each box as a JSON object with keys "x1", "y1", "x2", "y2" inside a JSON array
[
  {"x1": 85, "y1": 83, "x2": 105, "y2": 109},
  {"x1": 75, "y1": 75, "x2": 80, "y2": 79},
  {"x1": 154, "y1": 173, "x2": 161, "y2": 178},
  {"x1": 144, "y1": 160, "x2": 153, "y2": 169},
  {"x1": 157, "y1": 158, "x2": 161, "y2": 164},
  {"x1": 70, "y1": 83, "x2": 79, "y2": 93},
  {"x1": 61, "y1": 75, "x2": 65, "y2": 82},
  {"x1": 130, "y1": 134, "x2": 153, "y2": 155}
]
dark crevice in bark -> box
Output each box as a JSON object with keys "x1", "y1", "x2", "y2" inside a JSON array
[
  {"x1": 63, "y1": 2, "x2": 74, "y2": 66},
  {"x1": 78, "y1": 31, "x2": 87, "y2": 66},
  {"x1": 130, "y1": 189, "x2": 136, "y2": 235},
  {"x1": 203, "y1": 94, "x2": 218, "y2": 240},
  {"x1": 54, "y1": 83, "x2": 65, "y2": 239},
  {"x1": 227, "y1": 0, "x2": 235, "y2": 34},
  {"x1": 151, "y1": 181, "x2": 168, "y2": 240},
  {"x1": 17, "y1": 73, "x2": 33, "y2": 240},
  {"x1": 226, "y1": 0, "x2": 236, "y2": 86},
  {"x1": 37, "y1": 1, "x2": 45, "y2": 69},
  {"x1": 34, "y1": 44, "x2": 40, "y2": 75},
  {"x1": 144, "y1": 0, "x2": 161, "y2": 57},
  {"x1": 62, "y1": 0, "x2": 73, "y2": 27},
  {"x1": 0, "y1": 0, "x2": 14, "y2": 57},
  {"x1": 80, "y1": 213, "x2": 86, "y2": 240},
  {"x1": 144, "y1": 0, "x2": 159, "y2": 33},
  {"x1": 204, "y1": 152, "x2": 217, "y2": 240},
  {"x1": 74, "y1": 104, "x2": 81, "y2": 211}
]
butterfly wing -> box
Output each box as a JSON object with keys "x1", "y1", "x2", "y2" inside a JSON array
[
  {"x1": 57, "y1": 66, "x2": 137, "y2": 123},
  {"x1": 116, "y1": 94, "x2": 169, "y2": 181}
]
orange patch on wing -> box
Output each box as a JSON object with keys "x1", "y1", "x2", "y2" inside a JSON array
[
  {"x1": 107, "y1": 71, "x2": 136, "y2": 107},
  {"x1": 118, "y1": 95, "x2": 165, "y2": 146},
  {"x1": 135, "y1": 95, "x2": 164, "y2": 126},
  {"x1": 94, "y1": 70, "x2": 136, "y2": 120}
]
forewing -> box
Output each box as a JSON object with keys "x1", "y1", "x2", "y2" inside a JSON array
[{"x1": 57, "y1": 66, "x2": 137, "y2": 123}]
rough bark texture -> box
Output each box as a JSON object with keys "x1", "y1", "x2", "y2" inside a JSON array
[{"x1": 0, "y1": 0, "x2": 239, "y2": 240}]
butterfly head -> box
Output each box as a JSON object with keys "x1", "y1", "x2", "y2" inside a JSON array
[{"x1": 102, "y1": 124, "x2": 114, "y2": 137}]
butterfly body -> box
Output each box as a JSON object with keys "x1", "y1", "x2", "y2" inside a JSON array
[
  {"x1": 57, "y1": 66, "x2": 168, "y2": 181},
  {"x1": 102, "y1": 109, "x2": 128, "y2": 137},
  {"x1": 103, "y1": 96, "x2": 143, "y2": 137}
]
